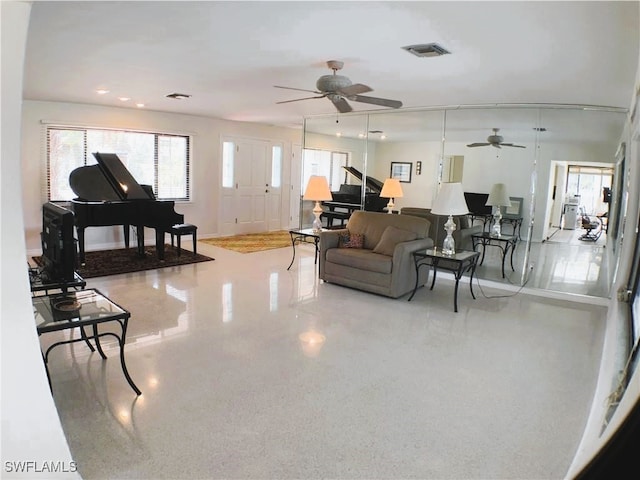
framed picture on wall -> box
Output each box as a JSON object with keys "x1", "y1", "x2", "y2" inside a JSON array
[{"x1": 390, "y1": 162, "x2": 412, "y2": 183}]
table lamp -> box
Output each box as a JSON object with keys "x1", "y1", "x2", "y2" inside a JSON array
[
  {"x1": 303, "y1": 175, "x2": 332, "y2": 232},
  {"x1": 431, "y1": 182, "x2": 469, "y2": 255},
  {"x1": 380, "y1": 178, "x2": 403, "y2": 214},
  {"x1": 486, "y1": 183, "x2": 511, "y2": 236}
]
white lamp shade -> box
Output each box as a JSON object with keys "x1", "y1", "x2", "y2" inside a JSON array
[
  {"x1": 303, "y1": 175, "x2": 332, "y2": 201},
  {"x1": 380, "y1": 178, "x2": 404, "y2": 198},
  {"x1": 431, "y1": 182, "x2": 469, "y2": 215},
  {"x1": 486, "y1": 183, "x2": 511, "y2": 207}
]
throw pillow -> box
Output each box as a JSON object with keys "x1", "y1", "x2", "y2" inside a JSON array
[
  {"x1": 338, "y1": 231, "x2": 364, "y2": 249},
  {"x1": 372, "y1": 226, "x2": 418, "y2": 256}
]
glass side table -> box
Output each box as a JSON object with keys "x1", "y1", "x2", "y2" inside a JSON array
[
  {"x1": 287, "y1": 228, "x2": 325, "y2": 270},
  {"x1": 32, "y1": 288, "x2": 141, "y2": 395},
  {"x1": 409, "y1": 248, "x2": 480, "y2": 312},
  {"x1": 471, "y1": 232, "x2": 518, "y2": 278}
]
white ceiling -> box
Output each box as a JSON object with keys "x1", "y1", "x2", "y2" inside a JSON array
[{"x1": 23, "y1": 1, "x2": 639, "y2": 141}]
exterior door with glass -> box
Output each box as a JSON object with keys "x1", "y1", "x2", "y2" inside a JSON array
[{"x1": 220, "y1": 138, "x2": 282, "y2": 236}]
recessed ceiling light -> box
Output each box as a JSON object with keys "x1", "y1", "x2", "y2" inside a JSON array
[
  {"x1": 402, "y1": 43, "x2": 451, "y2": 57},
  {"x1": 96, "y1": 89, "x2": 109, "y2": 95},
  {"x1": 336, "y1": 132, "x2": 342, "y2": 137},
  {"x1": 136, "y1": 103, "x2": 145, "y2": 108},
  {"x1": 166, "y1": 93, "x2": 192, "y2": 100},
  {"x1": 118, "y1": 97, "x2": 130, "y2": 102}
]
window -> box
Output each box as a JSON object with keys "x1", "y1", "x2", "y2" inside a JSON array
[
  {"x1": 47, "y1": 126, "x2": 190, "y2": 201},
  {"x1": 302, "y1": 148, "x2": 348, "y2": 191},
  {"x1": 271, "y1": 145, "x2": 282, "y2": 188},
  {"x1": 566, "y1": 165, "x2": 613, "y2": 215},
  {"x1": 222, "y1": 141, "x2": 235, "y2": 188}
]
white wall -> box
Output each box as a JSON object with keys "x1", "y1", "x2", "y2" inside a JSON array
[
  {"x1": 373, "y1": 141, "x2": 442, "y2": 210},
  {"x1": 1, "y1": 2, "x2": 79, "y2": 478},
  {"x1": 21, "y1": 101, "x2": 302, "y2": 253}
]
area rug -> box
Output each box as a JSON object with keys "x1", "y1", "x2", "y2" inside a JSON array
[
  {"x1": 199, "y1": 230, "x2": 291, "y2": 253},
  {"x1": 33, "y1": 244, "x2": 214, "y2": 279}
]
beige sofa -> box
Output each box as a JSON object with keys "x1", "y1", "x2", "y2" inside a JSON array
[
  {"x1": 400, "y1": 207, "x2": 483, "y2": 251},
  {"x1": 319, "y1": 211, "x2": 434, "y2": 298}
]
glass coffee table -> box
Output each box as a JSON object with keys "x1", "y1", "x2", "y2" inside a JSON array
[
  {"x1": 32, "y1": 288, "x2": 141, "y2": 395},
  {"x1": 409, "y1": 248, "x2": 481, "y2": 312}
]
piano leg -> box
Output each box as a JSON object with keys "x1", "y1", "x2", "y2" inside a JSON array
[
  {"x1": 156, "y1": 229, "x2": 165, "y2": 261},
  {"x1": 77, "y1": 227, "x2": 86, "y2": 265},
  {"x1": 123, "y1": 224, "x2": 130, "y2": 248},
  {"x1": 136, "y1": 225, "x2": 145, "y2": 257}
]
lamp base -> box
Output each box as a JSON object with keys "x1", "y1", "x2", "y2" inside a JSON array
[
  {"x1": 492, "y1": 210, "x2": 503, "y2": 237},
  {"x1": 441, "y1": 215, "x2": 457, "y2": 255},
  {"x1": 312, "y1": 201, "x2": 323, "y2": 233},
  {"x1": 386, "y1": 198, "x2": 395, "y2": 214}
]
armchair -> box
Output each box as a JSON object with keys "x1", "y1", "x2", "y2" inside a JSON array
[{"x1": 319, "y1": 211, "x2": 433, "y2": 298}]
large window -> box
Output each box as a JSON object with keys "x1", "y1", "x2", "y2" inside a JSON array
[{"x1": 47, "y1": 126, "x2": 191, "y2": 201}]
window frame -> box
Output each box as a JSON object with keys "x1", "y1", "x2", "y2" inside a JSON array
[{"x1": 46, "y1": 125, "x2": 191, "y2": 202}]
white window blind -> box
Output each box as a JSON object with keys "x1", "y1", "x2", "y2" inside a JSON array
[{"x1": 46, "y1": 126, "x2": 191, "y2": 201}]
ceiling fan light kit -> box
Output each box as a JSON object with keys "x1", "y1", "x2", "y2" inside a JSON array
[{"x1": 275, "y1": 60, "x2": 403, "y2": 114}]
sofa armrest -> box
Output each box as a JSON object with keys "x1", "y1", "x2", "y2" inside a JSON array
[
  {"x1": 319, "y1": 228, "x2": 347, "y2": 279},
  {"x1": 392, "y1": 237, "x2": 433, "y2": 273}
]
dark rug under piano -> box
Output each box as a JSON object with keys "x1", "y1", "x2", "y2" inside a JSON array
[{"x1": 33, "y1": 244, "x2": 214, "y2": 279}]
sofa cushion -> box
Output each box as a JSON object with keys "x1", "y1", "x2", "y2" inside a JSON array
[
  {"x1": 345, "y1": 211, "x2": 430, "y2": 249},
  {"x1": 325, "y1": 248, "x2": 392, "y2": 274},
  {"x1": 338, "y1": 231, "x2": 364, "y2": 249},
  {"x1": 372, "y1": 225, "x2": 418, "y2": 256}
]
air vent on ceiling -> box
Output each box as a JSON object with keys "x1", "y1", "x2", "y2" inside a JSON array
[
  {"x1": 166, "y1": 93, "x2": 192, "y2": 99},
  {"x1": 402, "y1": 43, "x2": 450, "y2": 58}
]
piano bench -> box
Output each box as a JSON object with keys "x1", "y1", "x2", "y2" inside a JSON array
[
  {"x1": 321, "y1": 211, "x2": 351, "y2": 228},
  {"x1": 168, "y1": 224, "x2": 197, "y2": 256}
]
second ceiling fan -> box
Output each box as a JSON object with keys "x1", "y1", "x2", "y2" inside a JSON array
[
  {"x1": 467, "y1": 128, "x2": 526, "y2": 149},
  {"x1": 274, "y1": 60, "x2": 403, "y2": 114}
]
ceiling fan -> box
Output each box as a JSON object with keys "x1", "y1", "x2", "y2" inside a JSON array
[
  {"x1": 467, "y1": 128, "x2": 526, "y2": 149},
  {"x1": 274, "y1": 60, "x2": 403, "y2": 114}
]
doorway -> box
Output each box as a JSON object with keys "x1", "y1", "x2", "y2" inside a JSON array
[{"x1": 220, "y1": 137, "x2": 283, "y2": 236}]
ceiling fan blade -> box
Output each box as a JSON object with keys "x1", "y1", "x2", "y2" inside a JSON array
[
  {"x1": 350, "y1": 95, "x2": 402, "y2": 109},
  {"x1": 276, "y1": 95, "x2": 326, "y2": 105},
  {"x1": 274, "y1": 85, "x2": 321, "y2": 94},
  {"x1": 466, "y1": 142, "x2": 490, "y2": 147},
  {"x1": 501, "y1": 143, "x2": 526, "y2": 148},
  {"x1": 330, "y1": 96, "x2": 352, "y2": 113},
  {"x1": 338, "y1": 83, "x2": 373, "y2": 96}
]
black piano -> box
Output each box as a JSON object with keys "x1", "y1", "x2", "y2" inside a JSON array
[
  {"x1": 325, "y1": 166, "x2": 388, "y2": 212},
  {"x1": 69, "y1": 152, "x2": 184, "y2": 263}
]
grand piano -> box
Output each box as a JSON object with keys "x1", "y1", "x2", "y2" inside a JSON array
[
  {"x1": 69, "y1": 152, "x2": 184, "y2": 263},
  {"x1": 323, "y1": 166, "x2": 388, "y2": 218},
  {"x1": 320, "y1": 166, "x2": 388, "y2": 227}
]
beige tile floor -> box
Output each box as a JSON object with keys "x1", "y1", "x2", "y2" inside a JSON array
[{"x1": 40, "y1": 238, "x2": 607, "y2": 479}]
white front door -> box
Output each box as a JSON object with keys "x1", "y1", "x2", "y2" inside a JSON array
[{"x1": 220, "y1": 137, "x2": 282, "y2": 235}]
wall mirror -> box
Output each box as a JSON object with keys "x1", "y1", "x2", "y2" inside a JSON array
[{"x1": 302, "y1": 105, "x2": 627, "y2": 298}]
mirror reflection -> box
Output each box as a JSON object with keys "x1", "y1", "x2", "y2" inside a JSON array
[{"x1": 302, "y1": 105, "x2": 626, "y2": 298}]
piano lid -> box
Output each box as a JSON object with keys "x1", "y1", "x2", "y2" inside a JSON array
[
  {"x1": 69, "y1": 152, "x2": 153, "y2": 201},
  {"x1": 94, "y1": 152, "x2": 151, "y2": 200},
  {"x1": 342, "y1": 166, "x2": 384, "y2": 194}
]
